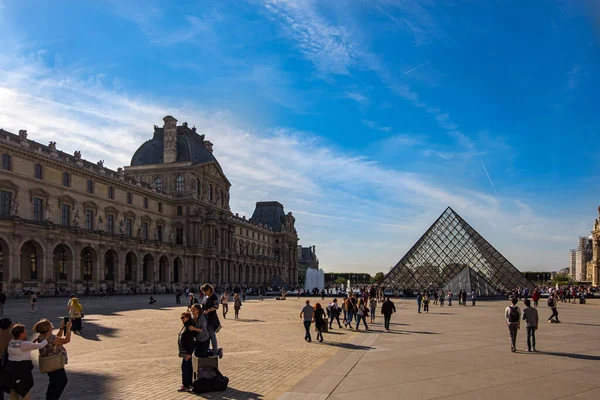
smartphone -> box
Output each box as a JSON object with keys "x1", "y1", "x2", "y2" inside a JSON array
[{"x1": 63, "y1": 316, "x2": 69, "y2": 335}]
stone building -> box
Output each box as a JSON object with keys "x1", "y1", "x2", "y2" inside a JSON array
[
  {"x1": 570, "y1": 236, "x2": 592, "y2": 281},
  {"x1": 587, "y1": 208, "x2": 600, "y2": 287},
  {"x1": 0, "y1": 116, "x2": 299, "y2": 295},
  {"x1": 297, "y1": 245, "x2": 318, "y2": 285}
]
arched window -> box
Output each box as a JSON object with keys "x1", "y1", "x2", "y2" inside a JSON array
[
  {"x1": 176, "y1": 175, "x2": 184, "y2": 195},
  {"x1": 29, "y1": 247, "x2": 38, "y2": 280},
  {"x1": 154, "y1": 177, "x2": 163, "y2": 193},
  {"x1": 34, "y1": 164, "x2": 43, "y2": 179},
  {"x1": 209, "y1": 184, "x2": 213, "y2": 201},
  {"x1": 2, "y1": 154, "x2": 11, "y2": 171}
]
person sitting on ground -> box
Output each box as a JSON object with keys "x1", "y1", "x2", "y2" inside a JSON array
[
  {"x1": 149, "y1": 296, "x2": 156, "y2": 305},
  {"x1": 3, "y1": 324, "x2": 48, "y2": 400},
  {"x1": 177, "y1": 311, "x2": 195, "y2": 393}
]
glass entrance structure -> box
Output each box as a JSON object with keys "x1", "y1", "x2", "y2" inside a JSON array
[{"x1": 381, "y1": 207, "x2": 533, "y2": 294}]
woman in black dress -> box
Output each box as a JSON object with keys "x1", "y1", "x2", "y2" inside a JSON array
[{"x1": 313, "y1": 303, "x2": 327, "y2": 342}]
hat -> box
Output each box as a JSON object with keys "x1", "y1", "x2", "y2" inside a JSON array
[{"x1": 189, "y1": 293, "x2": 194, "y2": 296}]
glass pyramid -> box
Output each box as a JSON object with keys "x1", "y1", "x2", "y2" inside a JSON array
[{"x1": 382, "y1": 207, "x2": 533, "y2": 294}]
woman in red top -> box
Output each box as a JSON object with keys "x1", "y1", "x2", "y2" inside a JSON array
[{"x1": 532, "y1": 289, "x2": 540, "y2": 307}]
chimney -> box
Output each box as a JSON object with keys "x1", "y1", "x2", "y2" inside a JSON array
[{"x1": 163, "y1": 115, "x2": 178, "y2": 163}]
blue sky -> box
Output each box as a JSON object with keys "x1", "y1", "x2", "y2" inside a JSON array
[{"x1": 0, "y1": 0, "x2": 599, "y2": 273}]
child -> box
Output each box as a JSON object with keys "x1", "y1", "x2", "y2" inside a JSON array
[{"x1": 522, "y1": 299, "x2": 539, "y2": 352}]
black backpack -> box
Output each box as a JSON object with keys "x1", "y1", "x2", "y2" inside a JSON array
[
  {"x1": 192, "y1": 378, "x2": 213, "y2": 394},
  {"x1": 547, "y1": 297, "x2": 554, "y2": 308},
  {"x1": 213, "y1": 369, "x2": 229, "y2": 392},
  {"x1": 508, "y1": 306, "x2": 519, "y2": 323}
]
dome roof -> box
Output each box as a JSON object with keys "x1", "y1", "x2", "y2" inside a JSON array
[{"x1": 130, "y1": 125, "x2": 218, "y2": 167}]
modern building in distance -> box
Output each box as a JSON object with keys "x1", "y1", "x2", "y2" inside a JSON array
[
  {"x1": 570, "y1": 236, "x2": 592, "y2": 281},
  {"x1": 297, "y1": 245, "x2": 318, "y2": 285},
  {"x1": 0, "y1": 116, "x2": 299, "y2": 295}
]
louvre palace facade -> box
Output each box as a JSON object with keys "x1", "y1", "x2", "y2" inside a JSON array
[{"x1": 0, "y1": 116, "x2": 299, "y2": 295}]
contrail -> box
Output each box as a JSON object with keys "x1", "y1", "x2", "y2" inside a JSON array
[
  {"x1": 481, "y1": 161, "x2": 497, "y2": 193},
  {"x1": 403, "y1": 60, "x2": 430, "y2": 75}
]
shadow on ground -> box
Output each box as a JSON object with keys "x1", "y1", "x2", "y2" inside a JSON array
[
  {"x1": 76, "y1": 319, "x2": 119, "y2": 341},
  {"x1": 540, "y1": 351, "x2": 600, "y2": 361},
  {"x1": 199, "y1": 387, "x2": 263, "y2": 399},
  {"x1": 30, "y1": 370, "x2": 111, "y2": 400}
]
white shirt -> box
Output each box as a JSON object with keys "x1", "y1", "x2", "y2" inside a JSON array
[
  {"x1": 221, "y1": 294, "x2": 229, "y2": 305},
  {"x1": 7, "y1": 339, "x2": 48, "y2": 361}
]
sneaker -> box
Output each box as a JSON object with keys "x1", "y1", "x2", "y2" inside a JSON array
[
  {"x1": 177, "y1": 386, "x2": 189, "y2": 392},
  {"x1": 547, "y1": 320, "x2": 551, "y2": 324},
  {"x1": 511, "y1": 348, "x2": 516, "y2": 352},
  {"x1": 218, "y1": 348, "x2": 223, "y2": 359},
  {"x1": 526, "y1": 349, "x2": 532, "y2": 352}
]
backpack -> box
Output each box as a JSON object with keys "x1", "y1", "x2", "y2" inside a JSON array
[
  {"x1": 507, "y1": 306, "x2": 519, "y2": 323},
  {"x1": 547, "y1": 297, "x2": 554, "y2": 308},
  {"x1": 192, "y1": 378, "x2": 213, "y2": 394},
  {"x1": 213, "y1": 369, "x2": 229, "y2": 391}
]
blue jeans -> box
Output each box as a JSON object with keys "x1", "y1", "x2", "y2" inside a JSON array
[
  {"x1": 208, "y1": 327, "x2": 218, "y2": 353},
  {"x1": 346, "y1": 310, "x2": 353, "y2": 325},
  {"x1": 356, "y1": 314, "x2": 368, "y2": 330},
  {"x1": 181, "y1": 357, "x2": 193, "y2": 387},
  {"x1": 303, "y1": 320, "x2": 312, "y2": 341},
  {"x1": 370, "y1": 307, "x2": 375, "y2": 320}
]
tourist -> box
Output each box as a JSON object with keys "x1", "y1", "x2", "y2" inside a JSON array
[
  {"x1": 341, "y1": 297, "x2": 348, "y2": 328},
  {"x1": 175, "y1": 288, "x2": 182, "y2": 305},
  {"x1": 67, "y1": 297, "x2": 84, "y2": 334},
  {"x1": 328, "y1": 299, "x2": 342, "y2": 329},
  {"x1": 532, "y1": 289, "x2": 540, "y2": 307},
  {"x1": 3, "y1": 323, "x2": 48, "y2": 400},
  {"x1": 313, "y1": 303, "x2": 326, "y2": 343},
  {"x1": 350, "y1": 294, "x2": 358, "y2": 323},
  {"x1": 148, "y1": 296, "x2": 156, "y2": 305},
  {"x1": 33, "y1": 318, "x2": 71, "y2": 400},
  {"x1": 0, "y1": 292, "x2": 6, "y2": 316},
  {"x1": 300, "y1": 300, "x2": 314, "y2": 342},
  {"x1": 416, "y1": 292, "x2": 422, "y2": 313},
  {"x1": 381, "y1": 297, "x2": 396, "y2": 331},
  {"x1": 505, "y1": 297, "x2": 521, "y2": 352},
  {"x1": 344, "y1": 297, "x2": 353, "y2": 328},
  {"x1": 522, "y1": 299, "x2": 539, "y2": 352},
  {"x1": 321, "y1": 289, "x2": 325, "y2": 301},
  {"x1": 233, "y1": 293, "x2": 242, "y2": 319},
  {"x1": 423, "y1": 293, "x2": 429, "y2": 313},
  {"x1": 433, "y1": 290, "x2": 438, "y2": 305},
  {"x1": 188, "y1": 293, "x2": 199, "y2": 310},
  {"x1": 461, "y1": 290, "x2": 467, "y2": 306},
  {"x1": 458, "y1": 290, "x2": 463, "y2": 306},
  {"x1": 471, "y1": 290, "x2": 476, "y2": 306},
  {"x1": 447, "y1": 291, "x2": 453, "y2": 306},
  {"x1": 0, "y1": 318, "x2": 12, "y2": 365},
  {"x1": 30, "y1": 293, "x2": 37, "y2": 313},
  {"x1": 369, "y1": 296, "x2": 377, "y2": 323},
  {"x1": 547, "y1": 294, "x2": 560, "y2": 324},
  {"x1": 177, "y1": 311, "x2": 195, "y2": 393},
  {"x1": 355, "y1": 299, "x2": 369, "y2": 330},
  {"x1": 439, "y1": 290, "x2": 445, "y2": 307},
  {"x1": 220, "y1": 291, "x2": 229, "y2": 319},
  {"x1": 200, "y1": 284, "x2": 222, "y2": 358},
  {"x1": 189, "y1": 304, "x2": 210, "y2": 358}
]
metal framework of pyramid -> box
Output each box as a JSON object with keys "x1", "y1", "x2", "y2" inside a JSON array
[{"x1": 381, "y1": 207, "x2": 533, "y2": 294}]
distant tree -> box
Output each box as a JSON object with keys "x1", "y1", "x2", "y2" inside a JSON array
[
  {"x1": 552, "y1": 273, "x2": 570, "y2": 284},
  {"x1": 373, "y1": 272, "x2": 385, "y2": 284},
  {"x1": 334, "y1": 277, "x2": 346, "y2": 285}
]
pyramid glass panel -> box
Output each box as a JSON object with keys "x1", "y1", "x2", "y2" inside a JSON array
[{"x1": 381, "y1": 207, "x2": 533, "y2": 294}]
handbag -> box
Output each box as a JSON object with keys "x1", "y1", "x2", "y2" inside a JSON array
[{"x1": 39, "y1": 351, "x2": 66, "y2": 373}]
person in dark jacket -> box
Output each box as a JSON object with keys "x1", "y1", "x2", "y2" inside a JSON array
[
  {"x1": 381, "y1": 297, "x2": 396, "y2": 331},
  {"x1": 188, "y1": 293, "x2": 199, "y2": 310},
  {"x1": 177, "y1": 311, "x2": 196, "y2": 392},
  {"x1": 200, "y1": 284, "x2": 222, "y2": 359}
]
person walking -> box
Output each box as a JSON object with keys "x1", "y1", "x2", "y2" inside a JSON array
[
  {"x1": 447, "y1": 291, "x2": 453, "y2": 306},
  {"x1": 439, "y1": 290, "x2": 445, "y2": 307},
  {"x1": 369, "y1": 296, "x2": 377, "y2": 323},
  {"x1": 355, "y1": 299, "x2": 369, "y2": 330},
  {"x1": 505, "y1": 297, "x2": 521, "y2": 352},
  {"x1": 461, "y1": 290, "x2": 467, "y2": 306},
  {"x1": 547, "y1": 293, "x2": 560, "y2": 323},
  {"x1": 328, "y1": 299, "x2": 342, "y2": 329},
  {"x1": 458, "y1": 290, "x2": 463, "y2": 306},
  {"x1": 416, "y1": 292, "x2": 422, "y2": 313},
  {"x1": 220, "y1": 291, "x2": 229, "y2": 319},
  {"x1": 381, "y1": 297, "x2": 396, "y2": 331},
  {"x1": 0, "y1": 292, "x2": 6, "y2": 316},
  {"x1": 532, "y1": 289, "x2": 540, "y2": 308},
  {"x1": 177, "y1": 311, "x2": 195, "y2": 392},
  {"x1": 522, "y1": 299, "x2": 539, "y2": 352},
  {"x1": 471, "y1": 290, "x2": 476, "y2": 306},
  {"x1": 33, "y1": 318, "x2": 72, "y2": 400},
  {"x1": 423, "y1": 293, "x2": 430, "y2": 313},
  {"x1": 67, "y1": 297, "x2": 84, "y2": 334},
  {"x1": 432, "y1": 290, "x2": 438, "y2": 305},
  {"x1": 29, "y1": 293, "x2": 38, "y2": 313},
  {"x1": 175, "y1": 288, "x2": 182, "y2": 305},
  {"x1": 300, "y1": 300, "x2": 314, "y2": 342},
  {"x1": 344, "y1": 297, "x2": 353, "y2": 328},
  {"x1": 314, "y1": 303, "x2": 326, "y2": 342},
  {"x1": 4, "y1": 324, "x2": 48, "y2": 400},
  {"x1": 233, "y1": 293, "x2": 242, "y2": 319}
]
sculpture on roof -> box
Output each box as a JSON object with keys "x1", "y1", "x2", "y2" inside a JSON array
[
  {"x1": 18, "y1": 130, "x2": 27, "y2": 139},
  {"x1": 48, "y1": 141, "x2": 57, "y2": 151},
  {"x1": 74, "y1": 151, "x2": 81, "y2": 159},
  {"x1": 97, "y1": 160, "x2": 104, "y2": 168}
]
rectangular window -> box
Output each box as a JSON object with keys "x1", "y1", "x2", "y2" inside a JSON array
[
  {"x1": 143, "y1": 197, "x2": 148, "y2": 209},
  {"x1": 34, "y1": 164, "x2": 43, "y2": 179},
  {"x1": 0, "y1": 191, "x2": 11, "y2": 216},
  {"x1": 126, "y1": 218, "x2": 133, "y2": 237},
  {"x1": 87, "y1": 180, "x2": 94, "y2": 194},
  {"x1": 85, "y1": 209, "x2": 94, "y2": 230},
  {"x1": 127, "y1": 192, "x2": 132, "y2": 204},
  {"x1": 61, "y1": 204, "x2": 71, "y2": 226},
  {"x1": 33, "y1": 197, "x2": 43, "y2": 221},
  {"x1": 108, "y1": 187, "x2": 114, "y2": 199},
  {"x1": 177, "y1": 206, "x2": 182, "y2": 216},
  {"x1": 107, "y1": 214, "x2": 114, "y2": 234},
  {"x1": 142, "y1": 222, "x2": 148, "y2": 240},
  {"x1": 158, "y1": 202, "x2": 163, "y2": 213},
  {"x1": 2, "y1": 154, "x2": 11, "y2": 171},
  {"x1": 176, "y1": 228, "x2": 183, "y2": 245},
  {"x1": 63, "y1": 172, "x2": 70, "y2": 187},
  {"x1": 157, "y1": 225, "x2": 163, "y2": 242}
]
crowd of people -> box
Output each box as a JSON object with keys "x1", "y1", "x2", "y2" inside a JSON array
[{"x1": 0, "y1": 294, "x2": 84, "y2": 399}]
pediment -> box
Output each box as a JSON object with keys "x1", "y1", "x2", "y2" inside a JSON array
[
  {"x1": 29, "y1": 188, "x2": 50, "y2": 201},
  {"x1": 0, "y1": 179, "x2": 19, "y2": 193},
  {"x1": 57, "y1": 195, "x2": 75, "y2": 206},
  {"x1": 105, "y1": 206, "x2": 119, "y2": 216},
  {"x1": 83, "y1": 201, "x2": 98, "y2": 211}
]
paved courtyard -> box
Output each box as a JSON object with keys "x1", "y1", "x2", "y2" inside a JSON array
[{"x1": 2, "y1": 294, "x2": 600, "y2": 399}]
